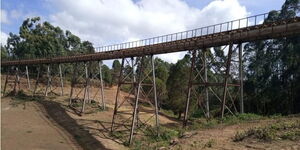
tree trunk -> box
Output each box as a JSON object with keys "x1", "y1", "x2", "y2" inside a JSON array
[{"x1": 178, "y1": 111, "x2": 182, "y2": 120}]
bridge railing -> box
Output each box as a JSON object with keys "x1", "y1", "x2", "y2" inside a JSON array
[
  {"x1": 1, "y1": 7, "x2": 299, "y2": 62},
  {"x1": 94, "y1": 6, "x2": 299, "y2": 53}
]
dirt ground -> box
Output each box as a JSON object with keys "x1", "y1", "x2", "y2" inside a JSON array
[
  {"x1": 1, "y1": 97, "x2": 80, "y2": 150},
  {"x1": 1, "y1": 75, "x2": 300, "y2": 150},
  {"x1": 169, "y1": 119, "x2": 300, "y2": 150}
]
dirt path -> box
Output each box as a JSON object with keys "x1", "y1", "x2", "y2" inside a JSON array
[{"x1": 1, "y1": 97, "x2": 80, "y2": 150}]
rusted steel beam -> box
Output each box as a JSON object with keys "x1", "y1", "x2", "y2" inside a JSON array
[{"x1": 2, "y1": 18, "x2": 300, "y2": 66}]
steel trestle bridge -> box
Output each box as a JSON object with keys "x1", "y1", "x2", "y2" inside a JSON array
[{"x1": 1, "y1": 8, "x2": 300, "y2": 145}]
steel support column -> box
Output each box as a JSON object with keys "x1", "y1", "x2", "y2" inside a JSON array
[
  {"x1": 59, "y1": 64, "x2": 64, "y2": 96},
  {"x1": 111, "y1": 58, "x2": 125, "y2": 132},
  {"x1": 129, "y1": 57, "x2": 144, "y2": 145},
  {"x1": 33, "y1": 66, "x2": 40, "y2": 95},
  {"x1": 25, "y1": 65, "x2": 31, "y2": 90},
  {"x1": 98, "y1": 61, "x2": 105, "y2": 109},
  {"x1": 131, "y1": 57, "x2": 139, "y2": 127},
  {"x1": 45, "y1": 64, "x2": 51, "y2": 97},
  {"x1": 69, "y1": 63, "x2": 78, "y2": 105},
  {"x1": 239, "y1": 43, "x2": 244, "y2": 114},
  {"x1": 183, "y1": 50, "x2": 196, "y2": 127},
  {"x1": 81, "y1": 62, "x2": 89, "y2": 113},
  {"x1": 204, "y1": 50, "x2": 209, "y2": 118},
  {"x1": 221, "y1": 43, "x2": 234, "y2": 118},
  {"x1": 3, "y1": 68, "x2": 10, "y2": 95},
  {"x1": 151, "y1": 55, "x2": 159, "y2": 136},
  {"x1": 13, "y1": 67, "x2": 20, "y2": 94}
]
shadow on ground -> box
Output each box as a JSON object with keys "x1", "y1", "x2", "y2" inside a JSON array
[{"x1": 37, "y1": 99, "x2": 111, "y2": 150}]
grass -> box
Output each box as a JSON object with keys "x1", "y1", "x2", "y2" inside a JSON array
[
  {"x1": 160, "y1": 109, "x2": 178, "y2": 118},
  {"x1": 233, "y1": 120, "x2": 300, "y2": 142},
  {"x1": 129, "y1": 126, "x2": 184, "y2": 150},
  {"x1": 8, "y1": 90, "x2": 44, "y2": 107},
  {"x1": 221, "y1": 113, "x2": 263, "y2": 125},
  {"x1": 189, "y1": 113, "x2": 263, "y2": 130},
  {"x1": 69, "y1": 98, "x2": 107, "y2": 114}
]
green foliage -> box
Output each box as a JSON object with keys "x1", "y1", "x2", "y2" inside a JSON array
[
  {"x1": 14, "y1": 17, "x2": 66, "y2": 58},
  {"x1": 166, "y1": 54, "x2": 190, "y2": 119},
  {"x1": 1, "y1": 45, "x2": 9, "y2": 60},
  {"x1": 190, "y1": 119, "x2": 219, "y2": 130},
  {"x1": 112, "y1": 60, "x2": 121, "y2": 85},
  {"x1": 190, "y1": 113, "x2": 264, "y2": 130},
  {"x1": 233, "y1": 119, "x2": 300, "y2": 142},
  {"x1": 222, "y1": 113, "x2": 263, "y2": 125},
  {"x1": 244, "y1": 0, "x2": 300, "y2": 115},
  {"x1": 130, "y1": 126, "x2": 181, "y2": 150},
  {"x1": 8, "y1": 90, "x2": 44, "y2": 107},
  {"x1": 102, "y1": 64, "x2": 112, "y2": 85},
  {"x1": 4, "y1": 17, "x2": 97, "y2": 79}
]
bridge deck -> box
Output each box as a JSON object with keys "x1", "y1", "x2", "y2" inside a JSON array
[{"x1": 2, "y1": 17, "x2": 300, "y2": 66}]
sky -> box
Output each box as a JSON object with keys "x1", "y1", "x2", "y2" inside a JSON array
[{"x1": 1, "y1": 0, "x2": 286, "y2": 67}]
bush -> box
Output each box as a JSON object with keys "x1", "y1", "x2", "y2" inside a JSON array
[{"x1": 233, "y1": 120, "x2": 300, "y2": 142}]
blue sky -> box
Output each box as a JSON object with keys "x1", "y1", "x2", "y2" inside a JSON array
[{"x1": 1, "y1": 0, "x2": 286, "y2": 65}]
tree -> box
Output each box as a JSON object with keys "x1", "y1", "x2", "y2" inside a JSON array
[
  {"x1": 102, "y1": 64, "x2": 112, "y2": 86},
  {"x1": 166, "y1": 54, "x2": 191, "y2": 119},
  {"x1": 1, "y1": 45, "x2": 9, "y2": 60},
  {"x1": 243, "y1": 0, "x2": 300, "y2": 115},
  {"x1": 4, "y1": 17, "x2": 97, "y2": 78},
  {"x1": 111, "y1": 60, "x2": 121, "y2": 84},
  {"x1": 17, "y1": 17, "x2": 66, "y2": 58}
]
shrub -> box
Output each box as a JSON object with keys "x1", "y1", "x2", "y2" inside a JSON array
[{"x1": 233, "y1": 120, "x2": 300, "y2": 142}]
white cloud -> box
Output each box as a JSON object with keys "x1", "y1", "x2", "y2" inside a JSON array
[
  {"x1": 157, "y1": 52, "x2": 188, "y2": 64},
  {"x1": 48, "y1": 0, "x2": 248, "y2": 65},
  {"x1": 1, "y1": 9, "x2": 9, "y2": 24},
  {"x1": 1, "y1": 31, "x2": 9, "y2": 46}
]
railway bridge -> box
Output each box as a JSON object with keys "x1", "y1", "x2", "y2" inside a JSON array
[{"x1": 1, "y1": 8, "x2": 300, "y2": 144}]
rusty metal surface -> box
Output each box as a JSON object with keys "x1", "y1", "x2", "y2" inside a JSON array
[{"x1": 2, "y1": 17, "x2": 300, "y2": 66}]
